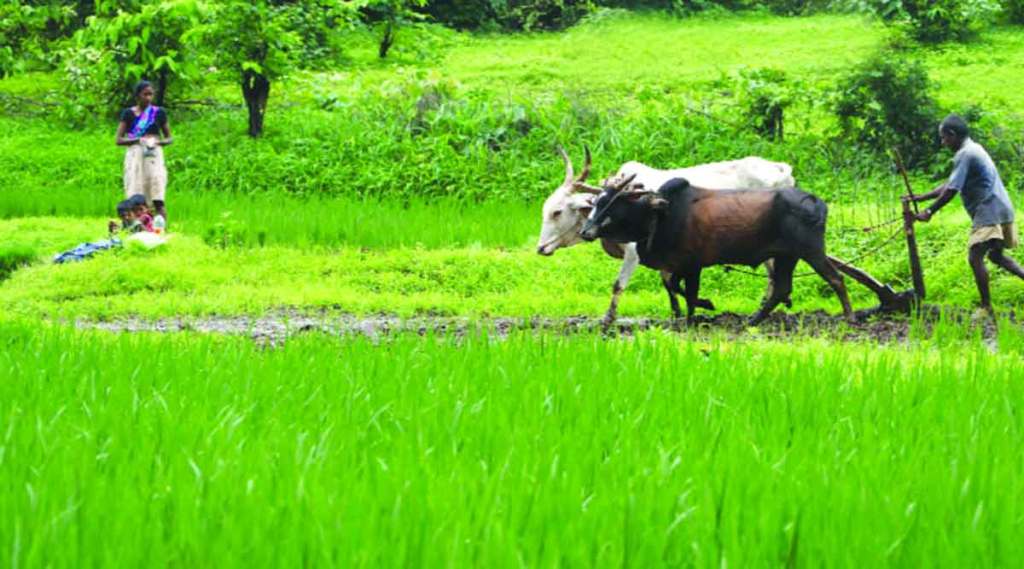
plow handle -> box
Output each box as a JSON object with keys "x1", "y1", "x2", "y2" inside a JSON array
[
  {"x1": 891, "y1": 148, "x2": 920, "y2": 215},
  {"x1": 902, "y1": 199, "x2": 926, "y2": 300}
]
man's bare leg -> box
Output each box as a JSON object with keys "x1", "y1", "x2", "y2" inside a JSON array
[
  {"x1": 969, "y1": 241, "x2": 995, "y2": 311},
  {"x1": 988, "y1": 246, "x2": 1024, "y2": 280}
]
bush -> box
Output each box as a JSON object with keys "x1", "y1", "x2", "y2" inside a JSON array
[
  {"x1": 502, "y1": 0, "x2": 596, "y2": 30},
  {"x1": 593, "y1": 0, "x2": 836, "y2": 14},
  {"x1": 953, "y1": 104, "x2": 1024, "y2": 190},
  {"x1": 58, "y1": 0, "x2": 204, "y2": 124},
  {"x1": 423, "y1": 0, "x2": 594, "y2": 31},
  {"x1": 0, "y1": 1, "x2": 95, "y2": 77},
  {"x1": 1003, "y1": 0, "x2": 1024, "y2": 23},
  {"x1": 862, "y1": 0, "x2": 1001, "y2": 42},
  {"x1": 287, "y1": 0, "x2": 362, "y2": 66},
  {"x1": 58, "y1": 45, "x2": 125, "y2": 124},
  {"x1": 832, "y1": 51, "x2": 941, "y2": 169},
  {"x1": 735, "y1": 68, "x2": 795, "y2": 141},
  {"x1": 760, "y1": 0, "x2": 838, "y2": 14},
  {"x1": 0, "y1": 245, "x2": 35, "y2": 281}
]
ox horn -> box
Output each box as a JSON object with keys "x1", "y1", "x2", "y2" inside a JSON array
[
  {"x1": 576, "y1": 145, "x2": 592, "y2": 183},
  {"x1": 611, "y1": 173, "x2": 638, "y2": 191},
  {"x1": 557, "y1": 145, "x2": 574, "y2": 187},
  {"x1": 572, "y1": 182, "x2": 603, "y2": 195}
]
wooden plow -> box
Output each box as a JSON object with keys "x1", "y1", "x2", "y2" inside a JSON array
[{"x1": 824, "y1": 149, "x2": 926, "y2": 314}]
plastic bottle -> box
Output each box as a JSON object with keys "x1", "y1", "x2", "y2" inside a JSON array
[{"x1": 153, "y1": 215, "x2": 166, "y2": 234}]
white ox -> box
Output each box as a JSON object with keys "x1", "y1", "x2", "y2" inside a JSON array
[{"x1": 536, "y1": 148, "x2": 795, "y2": 325}]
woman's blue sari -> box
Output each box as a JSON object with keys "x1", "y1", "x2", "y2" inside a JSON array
[{"x1": 128, "y1": 105, "x2": 160, "y2": 139}]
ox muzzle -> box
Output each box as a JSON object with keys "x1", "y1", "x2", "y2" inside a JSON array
[{"x1": 578, "y1": 218, "x2": 604, "y2": 242}]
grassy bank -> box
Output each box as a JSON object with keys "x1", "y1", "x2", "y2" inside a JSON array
[
  {"x1": 3, "y1": 324, "x2": 1024, "y2": 566},
  {"x1": 2, "y1": 211, "x2": 1023, "y2": 321}
]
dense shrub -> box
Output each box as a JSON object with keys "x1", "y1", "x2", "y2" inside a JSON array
[
  {"x1": 0, "y1": 1, "x2": 74, "y2": 76},
  {"x1": 862, "y1": 0, "x2": 1001, "y2": 42},
  {"x1": 832, "y1": 51, "x2": 941, "y2": 168},
  {"x1": 503, "y1": 0, "x2": 596, "y2": 30},
  {"x1": 1003, "y1": 0, "x2": 1024, "y2": 23},
  {"x1": 954, "y1": 105, "x2": 1024, "y2": 190},
  {"x1": 735, "y1": 67, "x2": 795, "y2": 140},
  {"x1": 588, "y1": 0, "x2": 836, "y2": 15},
  {"x1": 287, "y1": 0, "x2": 365, "y2": 65},
  {"x1": 0, "y1": 245, "x2": 35, "y2": 281},
  {"x1": 422, "y1": 0, "x2": 594, "y2": 31},
  {"x1": 759, "y1": 0, "x2": 839, "y2": 14}
]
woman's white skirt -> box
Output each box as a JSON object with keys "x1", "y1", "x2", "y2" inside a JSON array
[{"x1": 123, "y1": 143, "x2": 167, "y2": 203}]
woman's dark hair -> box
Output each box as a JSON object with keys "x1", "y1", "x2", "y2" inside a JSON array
[
  {"x1": 133, "y1": 80, "x2": 153, "y2": 97},
  {"x1": 939, "y1": 114, "x2": 970, "y2": 139}
]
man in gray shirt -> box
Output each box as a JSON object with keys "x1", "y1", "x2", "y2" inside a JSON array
[{"x1": 906, "y1": 114, "x2": 1023, "y2": 313}]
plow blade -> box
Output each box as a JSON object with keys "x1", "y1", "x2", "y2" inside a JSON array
[{"x1": 827, "y1": 255, "x2": 919, "y2": 314}]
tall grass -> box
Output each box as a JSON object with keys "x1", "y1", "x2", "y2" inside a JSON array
[
  {"x1": 0, "y1": 189, "x2": 540, "y2": 249},
  {"x1": 2, "y1": 324, "x2": 1024, "y2": 566},
  {"x1": 3, "y1": 13, "x2": 1023, "y2": 216}
]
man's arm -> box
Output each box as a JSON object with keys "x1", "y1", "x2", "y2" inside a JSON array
[
  {"x1": 915, "y1": 187, "x2": 957, "y2": 222},
  {"x1": 913, "y1": 150, "x2": 968, "y2": 222},
  {"x1": 907, "y1": 183, "x2": 947, "y2": 202}
]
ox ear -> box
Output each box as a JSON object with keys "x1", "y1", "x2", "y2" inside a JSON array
[{"x1": 570, "y1": 201, "x2": 593, "y2": 217}]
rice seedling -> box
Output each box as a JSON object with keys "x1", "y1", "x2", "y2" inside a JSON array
[{"x1": 2, "y1": 323, "x2": 1023, "y2": 566}]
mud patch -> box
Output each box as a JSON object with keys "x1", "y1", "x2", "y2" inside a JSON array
[{"x1": 71, "y1": 304, "x2": 1011, "y2": 346}]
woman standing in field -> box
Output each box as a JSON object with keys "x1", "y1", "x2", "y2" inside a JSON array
[{"x1": 116, "y1": 80, "x2": 173, "y2": 224}]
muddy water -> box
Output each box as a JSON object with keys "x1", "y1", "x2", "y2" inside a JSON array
[{"x1": 70, "y1": 305, "x2": 1005, "y2": 346}]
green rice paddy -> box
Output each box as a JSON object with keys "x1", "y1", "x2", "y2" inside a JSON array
[
  {"x1": 3, "y1": 324, "x2": 1024, "y2": 566},
  {"x1": 4, "y1": 10, "x2": 1024, "y2": 567}
]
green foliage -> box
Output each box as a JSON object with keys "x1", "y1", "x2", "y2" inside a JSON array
[
  {"x1": 1003, "y1": 0, "x2": 1024, "y2": 22},
  {"x1": 501, "y1": 0, "x2": 596, "y2": 30},
  {"x1": 197, "y1": 0, "x2": 360, "y2": 135},
  {"x1": 0, "y1": 244, "x2": 35, "y2": 281},
  {"x1": 284, "y1": 0, "x2": 365, "y2": 67},
  {"x1": 832, "y1": 51, "x2": 941, "y2": 168},
  {"x1": 0, "y1": 78, "x2": 887, "y2": 208},
  {"x1": 202, "y1": 211, "x2": 250, "y2": 249},
  {"x1": 863, "y1": 0, "x2": 1002, "y2": 42},
  {"x1": 589, "y1": 0, "x2": 835, "y2": 16},
  {"x1": 360, "y1": 0, "x2": 428, "y2": 58},
  {"x1": 423, "y1": 0, "x2": 594, "y2": 31},
  {"x1": 0, "y1": 1, "x2": 77, "y2": 76},
  {"x1": 58, "y1": 0, "x2": 204, "y2": 123},
  {"x1": 734, "y1": 67, "x2": 795, "y2": 140}
]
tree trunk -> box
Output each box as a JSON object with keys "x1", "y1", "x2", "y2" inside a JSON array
[
  {"x1": 378, "y1": 21, "x2": 395, "y2": 59},
  {"x1": 241, "y1": 70, "x2": 271, "y2": 137},
  {"x1": 156, "y1": 67, "x2": 169, "y2": 107}
]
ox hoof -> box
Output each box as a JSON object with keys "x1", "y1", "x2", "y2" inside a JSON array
[{"x1": 694, "y1": 298, "x2": 716, "y2": 311}]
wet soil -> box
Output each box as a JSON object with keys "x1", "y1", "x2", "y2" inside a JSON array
[{"x1": 71, "y1": 304, "x2": 1008, "y2": 346}]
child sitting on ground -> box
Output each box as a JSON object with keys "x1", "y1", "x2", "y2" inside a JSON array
[
  {"x1": 108, "y1": 197, "x2": 153, "y2": 235},
  {"x1": 129, "y1": 195, "x2": 155, "y2": 232}
]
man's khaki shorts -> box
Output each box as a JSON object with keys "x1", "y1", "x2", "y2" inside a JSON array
[{"x1": 969, "y1": 222, "x2": 1019, "y2": 249}]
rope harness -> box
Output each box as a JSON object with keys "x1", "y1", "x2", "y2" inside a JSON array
[{"x1": 722, "y1": 225, "x2": 904, "y2": 279}]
